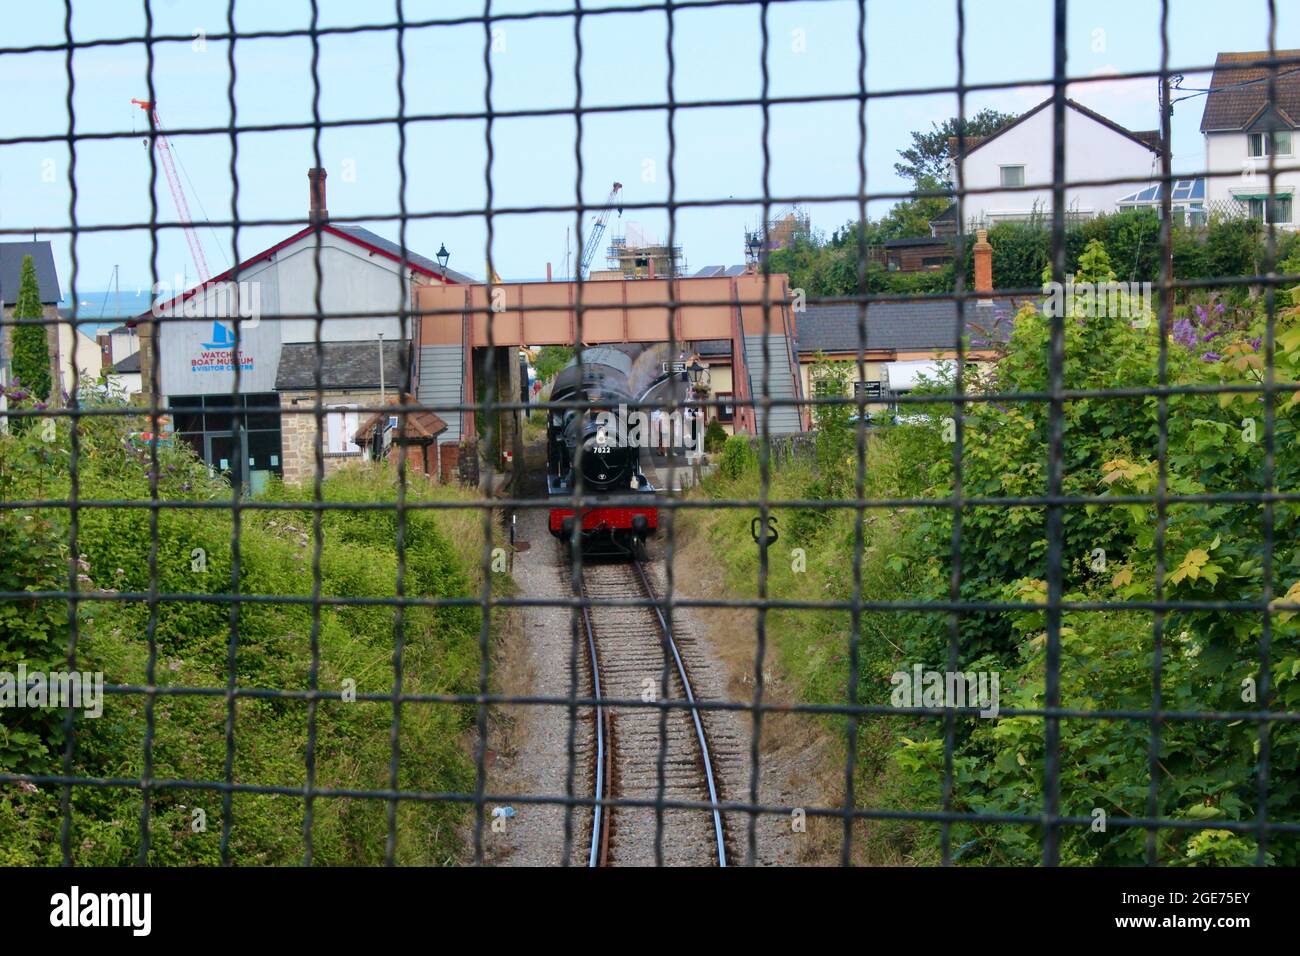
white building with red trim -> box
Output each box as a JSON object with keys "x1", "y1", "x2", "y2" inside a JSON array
[{"x1": 132, "y1": 167, "x2": 470, "y2": 489}]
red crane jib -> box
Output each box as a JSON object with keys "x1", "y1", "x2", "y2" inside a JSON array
[{"x1": 133, "y1": 98, "x2": 211, "y2": 284}]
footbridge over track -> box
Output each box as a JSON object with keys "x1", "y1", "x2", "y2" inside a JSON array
[{"x1": 414, "y1": 273, "x2": 810, "y2": 443}]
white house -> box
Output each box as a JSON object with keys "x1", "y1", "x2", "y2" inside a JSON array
[
  {"x1": 134, "y1": 167, "x2": 471, "y2": 489},
  {"x1": 106, "y1": 349, "x2": 143, "y2": 397},
  {"x1": 945, "y1": 98, "x2": 1162, "y2": 230},
  {"x1": 54, "y1": 322, "x2": 105, "y2": 395},
  {"x1": 1201, "y1": 50, "x2": 1300, "y2": 228},
  {"x1": 107, "y1": 323, "x2": 140, "y2": 367}
]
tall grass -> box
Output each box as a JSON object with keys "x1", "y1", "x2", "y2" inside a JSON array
[
  {"x1": 679, "y1": 429, "x2": 946, "y2": 861},
  {"x1": 1, "y1": 412, "x2": 493, "y2": 865}
]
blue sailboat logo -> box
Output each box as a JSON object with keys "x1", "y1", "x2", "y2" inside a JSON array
[{"x1": 201, "y1": 321, "x2": 237, "y2": 349}]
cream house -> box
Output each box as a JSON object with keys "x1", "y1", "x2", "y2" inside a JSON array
[
  {"x1": 946, "y1": 98, "x2": 1162, "y2": 230},
  {"x1": 1200, "y1": 50, "x2": 1300, "y2": 228}
]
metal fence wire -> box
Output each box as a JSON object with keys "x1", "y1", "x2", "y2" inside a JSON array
[{"x1": 1, "y1": 0, "x2": 1298, "y2": 868}]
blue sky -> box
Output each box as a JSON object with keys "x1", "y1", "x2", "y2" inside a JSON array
[{"x1": 0, "y1": 0, "x2": 1294, "y2": 310}]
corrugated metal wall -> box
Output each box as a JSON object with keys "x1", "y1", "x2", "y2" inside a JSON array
[{"x1": 416, "y1": 343, "x2": 463, "y2": 443}]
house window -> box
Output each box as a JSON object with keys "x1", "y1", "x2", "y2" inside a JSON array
[
  {"x1": 325, "y1": 404, "x2": 361, "y2": 455},
  {"x1": 716, "y1": 391, "x2": 734, "y2": 423},
  {"x1": 1000, "y1": 165, "x2": 1025, "y2": 187},
  {"x1": 1248, "y1": 131, "x2": 1294, "y2": 157},
  {"x1": 1246, "y1": 195, "x2": 1293, "y2": 224}
]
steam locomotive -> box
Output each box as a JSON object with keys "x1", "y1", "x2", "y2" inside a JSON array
[{"x1": 546, "y1": 347, "x2": 658, "y2": 556}]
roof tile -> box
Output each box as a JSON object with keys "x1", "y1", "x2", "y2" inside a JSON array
[
  {"x1": 1200, "y1": 50, "x2": 1300, "y2": 131},
  {"x1": 0, "y1": 241, "x2": 62, "y2": 305},
  {"x1": 795, "y1": 300, "x2": 1017, "y2": 354},
  {"x1": 276, "y1": 339, "x2": 408, "y2": 390}
]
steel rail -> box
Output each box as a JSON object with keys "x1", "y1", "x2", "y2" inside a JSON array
[
  {"x1": 577, "y1": 576, "x2": 610, "y2": 867},
  {"x1": 631, "y1": 559, "x2": 728, "y2": 867}
]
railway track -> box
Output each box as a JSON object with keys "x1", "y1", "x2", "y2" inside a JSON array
[{"x1": 570, "y1": 553, "x2": 728, "y2": 867}]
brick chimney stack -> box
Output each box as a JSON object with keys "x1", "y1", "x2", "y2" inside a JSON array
[
  {"x1": 308, "y1": 167, "x2": 329, "y2": 224},
  {"x1": 973, "y1": 228, "x2": 993, "y2": 297}
]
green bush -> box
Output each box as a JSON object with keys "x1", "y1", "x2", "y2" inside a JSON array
[
  {"x1": 703, "y1": 417, "x2": 727, "y2": 454},
  {"x1": 688, "y1": 236, "x2": 1300, "y2": 866},
  {"x1": 787, "y1": 475, "x2": 836, "y2": 544},
  {"x1": 533, "y1": 345, "x2": 573, "y2": 383},
  {"x1": 891, "y1": 241, "x2": 1300, "y2": 864},
  {"x1": 958, "y1": 209, "x2": 1277, "y2": 296},
  {"x1": 717, "y1": 434, "x2": 756, "y2": 480},
  {"x1": 9, "y1": 254, "x2": 52, "y2": 421},
  {"x1": 1282, "y1": 244, "x2": 1300, "y2": 307},
  {"x1": 0, "y1": 509, "x2": 70, "y2": 773},
  {"x1": 0, "y1": 410, "x2": 487, "y2": 865}
]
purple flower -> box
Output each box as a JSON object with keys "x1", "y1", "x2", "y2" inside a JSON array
[
  {"x1": 1172, "y1": 318, "x2": 1197, "y2": 349},
  {"x1": 1201, "y1": 351, "x2": 1222, "y2": 362},
  {"x1": 1250, "y1": 337, "x2": 1262, "y2": 352},
  {"x1": 1214, "y1": 302, "x2": 1225, "y2": 314}
]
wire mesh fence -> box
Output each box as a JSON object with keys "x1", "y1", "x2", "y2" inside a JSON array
[{"x1": 0, "y1": 0, "x2": 1298, "y2": 868}]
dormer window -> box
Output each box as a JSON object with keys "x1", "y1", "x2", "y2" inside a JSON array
[
  {"x1": 1248, "y1": 131, "x2": 1293, "y2": 157},
  {"x1": 1000, "y1": 165, "x2": 1025, "y2": 187}
]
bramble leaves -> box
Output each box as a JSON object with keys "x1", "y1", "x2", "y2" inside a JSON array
[{"x1": 879, "y1": 249, "x2": 1300, "y2": 865}]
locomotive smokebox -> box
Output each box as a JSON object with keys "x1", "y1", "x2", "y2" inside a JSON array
[
  {"x1": 566, "y1": 413, "x2": 634, "y2": 493},
  {"x1": 547, "y1": 346, "x2": 658, "y2": 555}
]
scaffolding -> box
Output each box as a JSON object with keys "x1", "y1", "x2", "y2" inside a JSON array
[
  {"x1": 744, "y1": 205, "x2": 812, "y2": 262},
  {"x1": 597, "y1": 229, "x2": 686, "y2": 280}
]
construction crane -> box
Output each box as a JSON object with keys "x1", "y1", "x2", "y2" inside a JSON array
[
  {"x1": 579, "y1": 181, "x2": 622, "y2": 280},
  {"x1": 132, "y1": 98, "x2": 211, "y2": 284}
]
